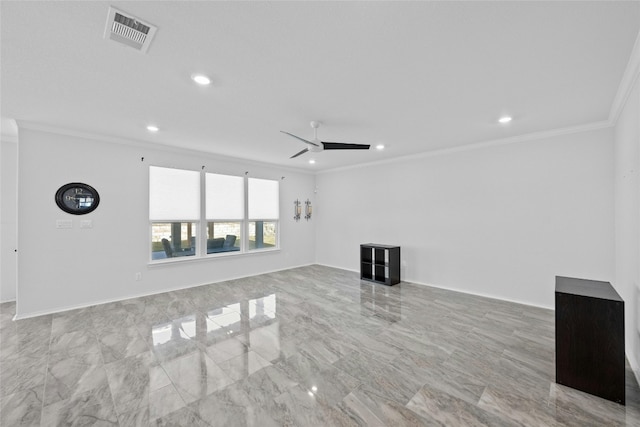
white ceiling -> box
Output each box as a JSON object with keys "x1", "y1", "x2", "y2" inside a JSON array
[{"x1": 2, "y1": 1, "x2": 639, "y2": 171}]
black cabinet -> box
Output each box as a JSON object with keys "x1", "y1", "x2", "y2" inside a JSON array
[
  {"x1": 555, "y1": 276, "x2": 625, "y2": 405},
  {"x1": 360, "y1": 244, "x2": 400, "y2": 285}
]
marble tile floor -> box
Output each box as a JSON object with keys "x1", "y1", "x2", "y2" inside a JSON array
[{"x1": 1, "y1": 264, "x2": 640, "y2": 426}]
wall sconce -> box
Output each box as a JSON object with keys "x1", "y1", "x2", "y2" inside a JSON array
[
  {"x1": 305, "y1": 199, "x2": 312, "y2": 220},
  {"x1": 294, "y1": 199, "x2": 301, "y2": 221}
]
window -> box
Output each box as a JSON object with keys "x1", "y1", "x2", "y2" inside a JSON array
[
  {"x1": 248, "y1": 178, "x2": 279, "y2": 250},
  {"x1": 149, "y1": 167, "x2": 199, "y2": 260},
  {"x1": 149, "y1": 167, "x2": 279, "y2": 261},
  {"x1": 205, "y1": 173, "x2": 243, "y2": 254}
]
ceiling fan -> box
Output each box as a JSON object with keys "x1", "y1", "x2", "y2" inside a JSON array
[{"x1": 281, "y1": 121, "x2": 370, "y2": 159}]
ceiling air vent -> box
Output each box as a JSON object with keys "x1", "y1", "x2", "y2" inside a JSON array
[{"x1": 104, "y1": 7, "x2": 157, "y2": 53}]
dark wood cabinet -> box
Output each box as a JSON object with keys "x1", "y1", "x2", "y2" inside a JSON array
[
  {"x1": 555, "y1": 276, "x2": 625, "y2": 405},
  {"x1": 360, "y1": 244, "x2": 400, "y2": 286}
]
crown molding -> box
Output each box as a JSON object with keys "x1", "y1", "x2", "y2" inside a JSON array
[
  {"x1": 16, "y1": 26, "x2": 639, "y2": 179},
  {"x1": 15, "y1": 121, "x2": 314, "y2": 176},
  {"x1": 318, "y1": 120, "x2": 612, "y2": 175},
  {"x1": 609, "y1": 29, "x2": 640, "y2": 124},
  {"x1": 317, "y1": 29, "x2": 640, "y2": 175}
]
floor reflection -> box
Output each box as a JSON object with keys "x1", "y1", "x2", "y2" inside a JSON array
[
  {"x1": 152, "y1": 314, "x2": 196, "y2": 347},
  {"x1": 3, "y1": 265, "x2": 640, "y2": 425},
  {"x1": 359, "y1": 282, "x2": 402, "y2": 322},
  {"x1": 149, "y1": 293, "x2": 280, "y2": 408}
]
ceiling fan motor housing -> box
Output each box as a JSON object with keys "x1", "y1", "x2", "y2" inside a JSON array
[
  {"x1": 281, "y1": 121, "x2": 370, "y2": 158},
  {"x1": 310, "y1": 141, "x2": 323, "y2": 153}
]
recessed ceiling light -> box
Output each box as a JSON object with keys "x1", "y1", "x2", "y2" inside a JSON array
[
  {"x1": 498, "y1": 116, "x2": 512, "y2": 124},
  {"x1": 375, "y1": 144, "x2": 385, "y2": 150},
  {"x1": 146, "y1": 125, "x2": 159, "y2": 132},
  {"x1": 192, "y1": 74, "x2": 211, "y2": 86},
  {"x1": 309, "y1": 159, "x2": 316, "y2": 164}
]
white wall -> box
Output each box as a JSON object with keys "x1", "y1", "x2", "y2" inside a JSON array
[
  {"x1": 0, "y1": 139, "x2": 18, "y2": 302},
  {"x1": 614, "y1": 77, "x2": 640, "y2": 378},
  {"x1": 15, "y1": 126, "x2": 316, "y2": 318},
  {"x1": 316, "y1": 128, "x2": 615, "y2": 309}
]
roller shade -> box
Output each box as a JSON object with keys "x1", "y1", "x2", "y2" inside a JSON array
[
  {"x1": 149, "y1": 166, "x2": 200, "y2": 221},
  {"x1": 248, "y1": 178, "x2": 279, "y2": 219},
  {"x1": 206, "y1": 173, "x2": 244, "y2": 220}
]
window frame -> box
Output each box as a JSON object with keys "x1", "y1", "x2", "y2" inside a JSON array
[
  {"x1": 150, "y1": 220, "x2": 199, "y2": 261},
  {"x1": 149, "y1": 166, "x2": 280, "y2": 263},
  {"x1": 247, "y1": 177, "x2": 280, "y2": 252},
  {"x1": 205, "y1": 220, "x2": 243, "y2": 255},
  {"x1": 204, "y1": 172, "x2": 245, "y2": 256}
]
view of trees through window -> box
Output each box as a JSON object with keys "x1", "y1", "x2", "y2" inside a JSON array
[{"x1": 249, "y1": 221, "x2": 277, "y2": 249}]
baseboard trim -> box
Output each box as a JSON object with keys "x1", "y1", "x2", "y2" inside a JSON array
[
  {"x1": 626, "y1": 345, "x2": 640, "y2": 387},
  {"x1": 12, "y1": 263, "x2": 314, "y2": 320},
  {"x1": 315, "y1": 263, "x2": 553, "y2": 310},
  {"x1": 408, "y1": 279, "x2": 554, "y2": 311}
]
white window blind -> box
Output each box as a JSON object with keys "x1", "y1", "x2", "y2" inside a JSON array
[
  {"x1": 149, "y1": 166, "x2": 200, "y2": 220},
  {"x1": 205, "y1": 173, "x2": 244, "y2": 219},
  {"x1": 248, "y1": 178, "x2": 279, "y2": 219}
]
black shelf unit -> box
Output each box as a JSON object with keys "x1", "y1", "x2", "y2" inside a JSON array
[
  {"x1": 555, "y1": 276, "x2": 625, "y2": 405},
  {"x1": 360, "y1": 244, "x2": 400, "y2": 285}
]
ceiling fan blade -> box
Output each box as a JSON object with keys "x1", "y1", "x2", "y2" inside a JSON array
[
  {"x1": 321, "y1": 142, "x2": 371, "y2": 150},
  {"x1": 280, "y1": 131, "x2": 320, "y2": 147},
  {"x1": 290, "y1": 148, "x2": 309, "y2": 159}
]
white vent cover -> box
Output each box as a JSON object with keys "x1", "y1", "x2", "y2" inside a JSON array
[{"x1": 104, "y1": 7, "x2": 157, "y2": 53}]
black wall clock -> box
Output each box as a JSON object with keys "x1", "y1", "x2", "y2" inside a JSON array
[{"x1": 55, "y1": 183, "x2": 100, "y2": 215}]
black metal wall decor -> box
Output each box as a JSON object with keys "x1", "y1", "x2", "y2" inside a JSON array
[
  {"x1": 305, "y1": 199, "x2": 312, "y2": 220},
  {"x1": 55, "y1": 183, "x2": 100, "y2": 215},
  {"x1": 294, "y1": 199, "x2": 301, "y2": 221}
]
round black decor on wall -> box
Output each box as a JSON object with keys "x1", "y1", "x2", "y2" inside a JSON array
[{"x1": 55, "y1": 183, "x2": 100, "y2": 215}]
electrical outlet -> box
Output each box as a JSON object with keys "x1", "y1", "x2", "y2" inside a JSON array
[{"x1": 135, "y1": 272, "x2": 142, "y2": 281}]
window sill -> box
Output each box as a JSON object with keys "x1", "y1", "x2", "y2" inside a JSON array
[{"x1": 148, "y1": 247, "x2": 280, "y2": 267}]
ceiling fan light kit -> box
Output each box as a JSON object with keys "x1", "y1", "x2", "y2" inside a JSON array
[{"x1": 281, "y1": 121, "x2": 370, "y2": 159}]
